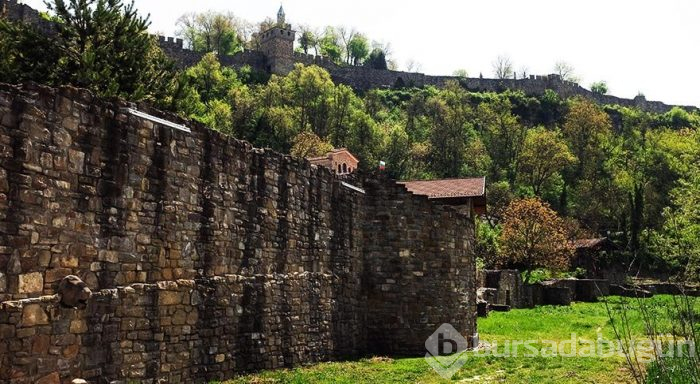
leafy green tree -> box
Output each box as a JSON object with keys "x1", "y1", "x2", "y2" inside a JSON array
[
  {"x1": 0, "y1": 19, "x2": 59, "y2": 84},
  {"x1": 518, "y1": 127, "x2": 576, "y2": 196},
  {"x1": 297, "y1": 27, "x2": 318, "y2": 55},
  {"x1": 562, "y1": 97, "x2": 613, "y2": 179},
  {"x1": 452, "y1": 69, "x2": 468, "y2": 78},
  {"x1": 378, "y1": 122, "x2": 411, "y2": 178},
  {"x1": 319, "y1": 26, "x2": 342, "y2": 64},
  {"x1": 290, "y1": 131, "x2": 333, "y2": 158},
  {"x1": 5, "y1": 0, "x2": 178, "y2": 102},
  {"x1": 180, "y1": 53, "x2": 248, "y2": 134},
  {"x1": 476, "y1": 98, "x2": 527, "y2": 184},
  {"x1": 202, "y1": 99, "x2": 233, "y2": 134},
  {"x1": 185, "y1": 52, "x2": 241, "y2": 103},
  {"x1": 347, "y1": 111, "x2": 382, "y2": 171},
  {"x1": 347, "y1": 34, "x2": 370, "y2": 65},
  {"x1": 364, "y1": 48, "x2": 388, "y2": 70},
  {"x1": 425, "y1": 83, "x2": 475, "y2": 178},
  {"x1": 651, "y1": 164, "x2": 700, "y2": 281},
  {"x1": 662, "y1": 107, "x2": 699, "y2": 129},
  {"x1": 590, "y1": 81, "x2": 608, "y2": 95},
  {"x1": 176, "y1": 11, "x2": 245, "y2": 54}
]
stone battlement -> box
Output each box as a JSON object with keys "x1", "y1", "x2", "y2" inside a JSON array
[{"x1": 156, "y1": 34, "x2": 184, "y2": 49}]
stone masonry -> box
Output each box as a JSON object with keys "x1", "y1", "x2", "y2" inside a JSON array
[{"x1": 0, "y1": 83, "x2": 477, "y2": 383}]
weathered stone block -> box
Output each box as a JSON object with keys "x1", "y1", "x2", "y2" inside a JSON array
[
  {"x1": 18, "y1": 272, "x2": 44, "y2": 294},
  {"x1": 158, "y1": 290, "x2": 182, "y2": 306},
  {"x1": 36, "y1": 372, "x2": 60, "y2": 384},
  {"x1": 69, "y1": 320, "x2": 87, "y2": 334},
  {"x1": 21, "y1": 304, "x2": 49, "y2": 327}
]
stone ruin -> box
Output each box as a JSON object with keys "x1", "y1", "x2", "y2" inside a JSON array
[
  {"x1": 477, "y1": 270, "x2": 611, "y2": 315},
  {"x1": 0, "y1": 83, "x2": 477, "y2": 383}
]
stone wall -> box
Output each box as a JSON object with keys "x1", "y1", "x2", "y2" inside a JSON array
[
  {"x1": 0, "y1": 0, "x2": 54, "y2": 35},
  {"x1": 0, "y1": 83, "x2": 476, "y2": 383},
  {"x1": 479, "y1": 270, "x2": 525, "y2": 308},
  {"x1": 363, "y1": 178, "x2": 476, "y2": 354}
]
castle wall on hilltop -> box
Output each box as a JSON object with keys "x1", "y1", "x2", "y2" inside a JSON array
[
  {"x1": 118, "y1": 38, "x2": 700, "y2": 113},
  {"x1": 1, "y1": 0, "x2": 694, "y2": 113},
  {"x1": 0, "y1": 83, "x2": 476, "y2": 383}
]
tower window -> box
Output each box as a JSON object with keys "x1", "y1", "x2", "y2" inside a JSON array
[
  {"x1": 342, "y1": 163, "x2": 347, "y2": 173},
  {"x1": 337, "y1": 164, "x2": 342, "y2": 173}
]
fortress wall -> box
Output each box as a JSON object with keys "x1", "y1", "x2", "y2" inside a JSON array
[
  {"x1": 0, "y1": 83, "x2": 476, "y2": 383},
  {"x1": 0, "y1": 274, "x2": 363, "y2": 383},
  {"x1": 362, "y1": 178, "x2": 476, "y2": 355},
  {"x1": 0, "y1": 83, "x2": 365, "y2": 300}
]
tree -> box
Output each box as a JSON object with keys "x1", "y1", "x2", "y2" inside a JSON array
[
  {"x1": 651, "y1": 163, "x2": 700, "y2": 281},
  {"x1": 553, "y1": 61, "x2": 580, "y2": 83},
  {"x1": 562, "y1": 97, "x2": 612, "y2": 179},
  {"x1": 405, "y1": 59, "x2": 422, "y2": 72},
  {"x1": 426, "y1": 83, "x2": 475, "y2": 178},
  {"x1": 590, "y1": 81, "x2": 608, "y2": 95},
  {"x1": 452, "y1": 69, "x2": 468, "y2": 78},
  {"x1": 365, "y1": 48, "x2": 388, "y2": 70},
  {"x1": 247, "y1": 17, "x2": 275, "y2": 50},
  {"x1": 180, "y1": 53, "x2": 247, "y2": 133},
  {"x1": 337, "y1": 26, "x2": 356, "y2": 64},
  {"x1": 518, "y1": 127, "x2": 576, "y2": 196},
  {"x1": 347, "y1": 34, "x2": 369, "y2": 65},
  {"x1": 476, "y1": 98, "x2": 527, "y2": 184},
  {"x1": 498, "y1": 198, "x2": 574, "y2": 283},
  {"x1": 319, "y1": 26, "x2": 342, "y2": 63},
  {"x1": 28, "y1": 0, "x2": 178, "y2": 102},
  {"x1": 492, "y1": 55, "x2": 514, "y2": 79},
  {"x1": 290, "y1": 131, "x2": 334, "y2": 158},
  {"x1": 297, "y1": 26, "x2": 318, "y2": 55},
  {"x1": 175, "y1": 11, "x2": 245, "y2": 54},
  {"x1": 0, "y1": 19, "x2": 59, "y2": 84}
]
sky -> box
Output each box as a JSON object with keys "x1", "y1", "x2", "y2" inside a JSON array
[{"x1": 23, "y1": 0, "x2": 700, "y2": 107}]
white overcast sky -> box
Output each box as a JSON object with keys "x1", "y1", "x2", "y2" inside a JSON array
[{"x1": 23, "y1": 0, "x2": 700, "y2": 107}]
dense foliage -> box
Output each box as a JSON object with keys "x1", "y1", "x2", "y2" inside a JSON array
[
  {"x1": 497, "y1": 198, "x2": 575, "y2": 283},
  {"x1": 174, "y1": 56, "x2": 700, "y2": 278},
  {"x1": 0, "y1": 0, "x2": 178, "y2": 103}
]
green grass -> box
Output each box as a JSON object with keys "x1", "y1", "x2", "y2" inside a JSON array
[{"x1": 223, "y1": 296, "x2": 699, "y2": 384}]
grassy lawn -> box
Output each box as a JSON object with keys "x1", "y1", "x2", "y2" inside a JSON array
[{"x1": 223, "y1": 296, "x2": 698, "y2": 384}]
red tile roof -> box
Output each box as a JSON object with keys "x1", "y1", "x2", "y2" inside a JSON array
[{"x1": 397, "y1": 177, "x2": 486, "y2": 199}]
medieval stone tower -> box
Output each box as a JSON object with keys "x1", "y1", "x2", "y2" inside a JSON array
[{"x1": 260, "y1": 5, "x2": 296, "y2": 75}]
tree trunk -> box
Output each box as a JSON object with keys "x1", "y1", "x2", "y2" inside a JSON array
[{"x1": 629, "y1": 184, "x2": 644, "y2": 254}]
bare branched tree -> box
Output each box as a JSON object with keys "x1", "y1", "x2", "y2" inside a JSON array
[
  {"x1": 553, "y1": 61, "x2": 580, "y2": 83},
  {"x1": 405, "y1": 59, "x2": 422, "y2": 73},
  {"x1": 337, "y1": 26, "x2": 356, "y2": 64},
  {"x1": 492, "y1": 55, "x2": 514, "y2": 79}
]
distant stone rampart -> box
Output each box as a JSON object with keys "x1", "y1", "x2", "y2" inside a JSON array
[{"x1": 1, "y1": 0, "x2": 694, "y2": 114}]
